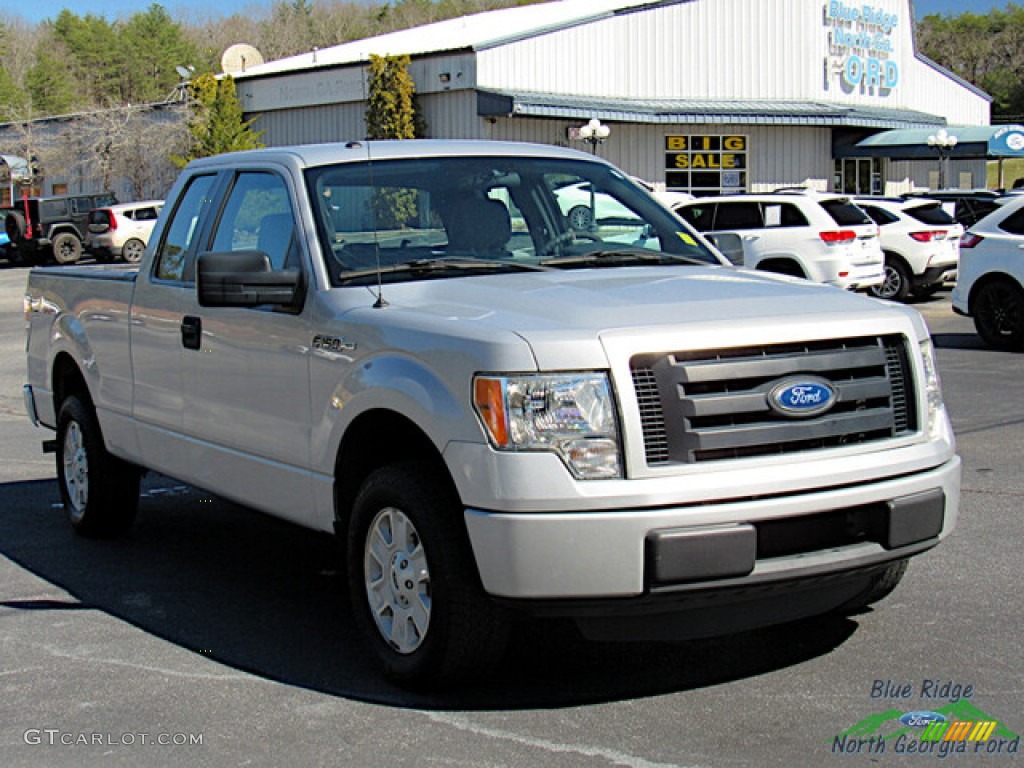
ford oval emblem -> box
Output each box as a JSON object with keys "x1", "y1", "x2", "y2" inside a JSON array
[
  {"x1": 768, "y1": 376, "x2": 837, "y2": 418},
  {"x1": 899, "y1": 711, "x2": 947, "y2": 729}
]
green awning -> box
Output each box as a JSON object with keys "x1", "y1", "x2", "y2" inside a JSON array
[{"x1": 836, "y1": 125, "x2": 1024, "y2": 159}]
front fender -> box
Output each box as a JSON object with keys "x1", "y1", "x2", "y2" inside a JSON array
[{"x1": 311, "y1": 351, "x2": 475, "y2": 476}]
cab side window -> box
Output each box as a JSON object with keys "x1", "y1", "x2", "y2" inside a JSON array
[
  {"x1": 154, "y1": 174, "x2": 217, "y2": 283},
  {"x1": 211, "y1": 172, "x2": 295, "y2": 271}
]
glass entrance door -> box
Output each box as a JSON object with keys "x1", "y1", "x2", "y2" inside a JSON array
[{"x1": 834, "y1": 157, "x2": 882, "y2": 195}]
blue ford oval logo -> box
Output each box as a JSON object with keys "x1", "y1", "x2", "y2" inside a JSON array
[
  {"x1": 899, "y1": 711, "x2": 947, "y2": 729},
  {"x1": 768, "y1": 376, "x2": 837, "y2": 418}
]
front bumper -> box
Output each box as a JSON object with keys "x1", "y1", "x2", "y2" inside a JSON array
[{"x1": 463, "y1": 455, "x2": 960, "y2": 599}]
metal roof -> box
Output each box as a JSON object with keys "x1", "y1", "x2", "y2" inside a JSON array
[
  {"x1": 233, "y1": 0, "x2": 665, "y2": 80},
  {"x1": 477, "y1": 90, "x2": 946, "y2": 129}
]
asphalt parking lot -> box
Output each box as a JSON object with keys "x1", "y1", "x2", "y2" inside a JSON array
[{"x1": 0, "y1": 263, "x2": 1020, "y2": 767}]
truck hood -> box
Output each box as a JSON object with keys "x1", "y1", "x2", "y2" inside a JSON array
[{"x1": 358, "y1": 265, "x2": 927, "y2": 369}]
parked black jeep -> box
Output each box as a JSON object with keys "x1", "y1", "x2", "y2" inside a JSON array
[{"x1": 3, "y1": 192, "x2": 117, "y2": 264}]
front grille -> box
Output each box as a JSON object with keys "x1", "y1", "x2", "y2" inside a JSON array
[{"x1": 630, "y1": 335, "x2": 917, "y2": 466}]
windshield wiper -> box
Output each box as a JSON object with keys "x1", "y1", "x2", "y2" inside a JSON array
[
  {"x1": 541, "y1": 249, "x2": 707, "y2": 268},
  {"x1": 338, "y1": 257, "x2": 549, "y2": 284}
]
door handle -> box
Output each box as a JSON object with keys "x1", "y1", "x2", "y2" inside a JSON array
[{"x1": 181, "y1": 316, "x2": 202, "y2": 350}]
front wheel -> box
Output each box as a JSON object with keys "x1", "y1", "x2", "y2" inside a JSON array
[
  {"x1": 346, "y1": 462, "x2": 507, "y2": 688},
  {"x1": 973, "y1": 279, "x2": 1024, "y2": 351},
  {"x1": 57, "y1": 395, "x2": 140, "y2": 537}
]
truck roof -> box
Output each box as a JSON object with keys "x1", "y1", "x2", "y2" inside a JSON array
[{"x1": 185, "y1": 139, "x2": 604, "y2": 171}]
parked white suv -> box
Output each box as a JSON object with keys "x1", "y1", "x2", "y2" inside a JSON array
[
  {"x1": 674, "y1": 192, "x2": 884, "y2": 291},
  {"x1": 952, "y1": 194, "x2": 1024, "y2": 350},
  {"x1": 86, "y1": 200, "x2": 163, "y2": 263},
  {"x1": 854, "y1": 197, "x2": 961, "y2": 302}
]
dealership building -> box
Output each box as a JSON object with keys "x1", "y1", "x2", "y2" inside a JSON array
[{"x1": 232, "y1": 0, "x2": 1015, "y2": 195}]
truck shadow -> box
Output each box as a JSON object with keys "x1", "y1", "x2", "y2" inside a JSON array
[{"x1": 0, "y1": 476, "x2": 858, "y2": 711}]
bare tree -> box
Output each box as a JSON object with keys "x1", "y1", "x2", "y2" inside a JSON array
[{"x1": 70, "y1": 104, "x2": 190, "y2": 199}]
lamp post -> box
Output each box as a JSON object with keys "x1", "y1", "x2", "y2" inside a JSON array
[
  {"x1": 577, "y1": 118, "x2": 611, "y2": 154},
  {"x1": 927, "y1": 128, "x2": 958, "y2": 190}
]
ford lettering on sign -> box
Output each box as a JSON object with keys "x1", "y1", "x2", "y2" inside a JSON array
[
  {"x1": 899, "y1": 711, "x2": 947, "y2": 728},
  {"x1": 768, "y1": 376, "x2": 838, "y2": 418}
]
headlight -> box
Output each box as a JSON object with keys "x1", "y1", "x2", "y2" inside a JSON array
[
  {"x1": 473, "y1": 373, "x2": 621, "y2": 479},
  {"x1": 920, "y1": 339, "x2": 947, "y2": 440}
]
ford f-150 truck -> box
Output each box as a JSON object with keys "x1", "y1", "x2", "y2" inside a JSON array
[{"x1": 24, "y1": 140, "x2": 961, "y2": 688}]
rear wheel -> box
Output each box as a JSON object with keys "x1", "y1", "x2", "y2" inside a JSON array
[
  {"x1": 57, "y1": 395, "x2": 140, "y2": 537},
  {"x1": 567, "y1": 205, "x2": 594, "y2": 231},
  {"x1": 870, "y1": 255, "x2": 911, "y2": 301},
  {"x1": 973, "y1": 279, "x2": 1024, "y2": 350},
  {"x1": 5, "y1": 210, "x2": 26, "y2": 241},
  {"x1": 121, "y1": 238, "x2": 145, "y2": 264},
  {"x1": 346, "y1": 461, "x2": 507, "y2": 688},
  {"x1": 911, "y1": 284, "x2": 942, "y2": 300},
  {"x1": 52, "y1": 232, "x2": 83, "y2": 264}
]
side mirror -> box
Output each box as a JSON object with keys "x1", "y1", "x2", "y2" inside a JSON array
[
  {"x1": 706, "y1": 232, "x2": 745, "y2": 266},
  {"x1": 197, "y1": 250, "x2": 302, "y2": 308}
]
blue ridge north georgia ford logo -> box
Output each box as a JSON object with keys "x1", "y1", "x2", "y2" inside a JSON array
[{"x1": 768, "y1": 376, "x2": 838, "y2": 418}]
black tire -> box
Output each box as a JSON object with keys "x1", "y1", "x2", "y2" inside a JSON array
[
  {"x1": 346, "y1": 461, "x2": 507, "y2": 688},
  {"x1": 870, "y1": 254, "x2": 911, "y2": 301},
  {"x1": 56, "y1": 395, "x2": 140, "y2": 537},
  {"x1": 52, "y1": 232, "x2": 83, "y2": 264},
  {"x1": 567, "y1": 205, "x2": 594, "y2": 231},
  {"x1": 973, "y1": 279, "x2": 1024, "y2": 351},
  {"x1": 5, "y1": 210, "x2": 26, "y2": 241},
  {"x1": 838, "y1": 559, "x2": 908, "y2": 614},
  {"x1": 121, "y1": 238, "x2": 145, "y2": 264},
  {"x1": 757, "y1": 259, "x2": 805, "y2": 279},
  {"x1": 911, "y1": 284, "x2": 942, "y2": 300}
]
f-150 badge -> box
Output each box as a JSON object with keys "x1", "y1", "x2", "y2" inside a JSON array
[{"x1": 313, "y1": 335, "x2": 356, "y2": 352}]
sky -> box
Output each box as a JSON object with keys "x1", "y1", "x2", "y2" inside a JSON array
[{"x1": 2, "y1": 0, "x2": 1018, "y2": 26}]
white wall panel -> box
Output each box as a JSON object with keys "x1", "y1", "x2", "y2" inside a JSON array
[{"x1": 476, "y1": 0, "x2": 988, "y2": 125}]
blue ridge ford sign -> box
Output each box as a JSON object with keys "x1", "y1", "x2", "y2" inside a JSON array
[{"x1": 768, "y1": 376, "x2": 838, "y2": 418}]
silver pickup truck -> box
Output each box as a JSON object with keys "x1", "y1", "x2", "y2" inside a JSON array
[{"x1": 24, "y1": 140, "x2": 961, "y2": 688}]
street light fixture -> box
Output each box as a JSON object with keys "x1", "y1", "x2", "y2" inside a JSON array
[
  {"x1": 578, "y1": 118, "x2": 611, "y2": 154},
  {"x1": 927, "y1": 128, "x2": 958, "y2": 190}
]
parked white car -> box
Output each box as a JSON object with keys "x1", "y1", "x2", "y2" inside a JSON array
[
  {"x1": 554, "y1": 181, "x2": 643, "y2": 229},
  {"x1": 674, "y1": 191, "x2": 885, "y2": 291},
  {"x1": 86, "y1": 200, "x2": 164, "y2": 263},
  {"x1": 854, "y1": 196, "x2": 961, "y2": 302},
  {"x1": 952, "y1": 195, "x2": 1024, "y2": 350},
  {"x1": 630, "y1": 177, "x2": 694, "y2": 209}
]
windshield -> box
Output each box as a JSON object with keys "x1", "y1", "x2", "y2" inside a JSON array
[{"x1": 305, "y1": 156, "x2": 721, "y2": 286}]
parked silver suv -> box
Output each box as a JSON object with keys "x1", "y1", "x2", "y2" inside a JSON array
[{"x1": 675, "y1": 191, "x2": 885, "y2": 291}]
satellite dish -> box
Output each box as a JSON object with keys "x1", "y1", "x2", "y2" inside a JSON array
[
  {"x1": 175, "y1": 65, "x2": 194, "y2": 80},
  {"x1": 221, "y1": 44, "x2": 265, "y2": 74}
]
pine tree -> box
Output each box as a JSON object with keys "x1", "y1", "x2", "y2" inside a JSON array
[
  {"x1": 175, "y1": 73, "x2": 263, "y2": 166},
  {"x1": 365, "y1": 53, "x2": 419, "y2": 140}
]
